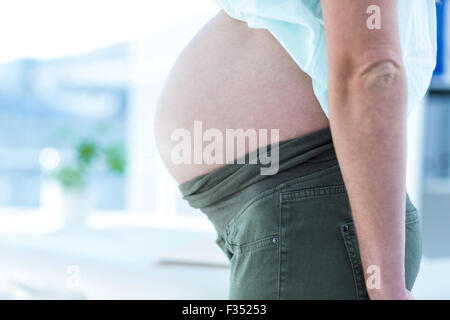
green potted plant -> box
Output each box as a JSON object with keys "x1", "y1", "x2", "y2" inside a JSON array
[{"x1": 51, "y1": 138, "x2": 126, "y2": 229}]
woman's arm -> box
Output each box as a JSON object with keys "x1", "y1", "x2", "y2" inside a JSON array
[{"x1": 320, "y1": 0, "x2": 410, "y2": 299}]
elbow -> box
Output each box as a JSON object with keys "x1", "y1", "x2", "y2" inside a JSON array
[
  {"x1": 356, "y1": 58, "x2": 404, "y2": 91},
  {"x1": 330, "y1": 50, "x2": 406, "y2": 99},
  {"x1": 328, "y1": 50, "x2": 407, "y2": 125}
]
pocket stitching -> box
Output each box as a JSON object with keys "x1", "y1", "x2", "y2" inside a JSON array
[
  {"x1": 225, "y1": 233, "x2": 279, "y2": 255},
  {"x1": 281, "y1": 184, "x2": 347, "y2": 202},
  {"x1": 340, "y1": 222, "x2": 369, "y2": 300},
  {"x1": 405, "y1": 209, "x2": 419, "y2": 225},
  {"x1": 215, "y1": 236, "x2": 233, "y2": 260}
]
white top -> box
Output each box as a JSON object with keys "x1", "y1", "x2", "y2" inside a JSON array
[{"x1": 213, "y1": 0, "x2": 438, "y2": 117}]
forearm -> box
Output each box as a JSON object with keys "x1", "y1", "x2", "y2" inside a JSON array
[{"x1": 329, "y1": 58, "x2": 408, "y2": 299}]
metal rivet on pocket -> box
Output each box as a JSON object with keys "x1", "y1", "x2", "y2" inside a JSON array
[
  {"x1": 272, "y1": 236, "x2": 279, "y2": 244},
  {"x1": 343, "y1": 224, "x2": 349, "y2": 233}
]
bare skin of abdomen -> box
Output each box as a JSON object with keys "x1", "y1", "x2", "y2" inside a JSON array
[{"x1": 155, "y1": 11, "x2": 329, "y2": 184}]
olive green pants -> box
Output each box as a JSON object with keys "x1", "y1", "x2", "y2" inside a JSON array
[{"x1": 179, "y1": 127, "x2": 422, "y2": 300}]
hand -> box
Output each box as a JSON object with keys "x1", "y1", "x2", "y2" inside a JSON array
[
  {"x1": 369, "y1": 288, "x2": 413, "y2": 300},
  {"x1": 406, "y1": 290, "x2": 414, "y2": 300}
]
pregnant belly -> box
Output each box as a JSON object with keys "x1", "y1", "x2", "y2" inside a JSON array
[{"x1": 154, "y1": 10, "x2": 329, "y2": 184}]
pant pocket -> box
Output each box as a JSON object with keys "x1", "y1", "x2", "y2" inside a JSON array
[
  {"x1": 279, "y1": 184, "x2": 359, "y2": 299},
  {"x1": 225, "y1": 235, "x2": 280, "y2": 300},
  {"x1": 340, "y1": 204, "x2": 422, "y2": 299},
  {"x1": 341, "y1": 209, "x2": 423, "y2": 299},
  {"x1": 224, "y1": 193, "x2": 280, "y2": 300}
]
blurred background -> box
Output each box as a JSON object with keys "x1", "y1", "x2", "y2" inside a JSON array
[{"x1": 0, "y1": 0, "x2": 449, "y2": 299}]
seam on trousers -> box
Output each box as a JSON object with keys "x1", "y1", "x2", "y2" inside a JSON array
[
  {"x1": 341, "y1": 223, "x2": 369, "y2": 300},
  {"x1": 405, "y1": 209, "x2": 420, "y2": 225},
  {"x1": 281, "y1": 184, "x2": 347, "y2": 202},
  {"x1": 226, "y1": 235, "x2": 278, "y2": 254},
  {"x1": 277, "y1": 192, "x2": 282, "y2": 300}
]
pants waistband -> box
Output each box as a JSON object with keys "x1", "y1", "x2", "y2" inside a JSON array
[{"x1": 179, "y1": 126, "x2": 339, "y2": 233}]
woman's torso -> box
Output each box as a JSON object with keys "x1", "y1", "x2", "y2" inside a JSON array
[{"x1": 155, "y1": 11, "x2": 329, "y2": 184}]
